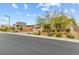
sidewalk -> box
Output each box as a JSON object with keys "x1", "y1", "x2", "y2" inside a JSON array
[{"x1": 0, "y1": 32, "x2": 79, "y2": 43}]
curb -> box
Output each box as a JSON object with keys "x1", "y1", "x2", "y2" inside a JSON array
[{"x1": 0, "y1": 32, "x2": 79, "y2": 43}]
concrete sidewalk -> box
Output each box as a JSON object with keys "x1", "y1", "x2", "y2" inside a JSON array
[{"x1": 0, "y1": 32, "x2": 79, "y2": 43}]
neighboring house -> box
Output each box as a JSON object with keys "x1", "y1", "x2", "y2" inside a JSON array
[
  {"x1": 13, "y1": 22, "x2": 26, "y2": 31},
  {"x1": 13, "y1": 22, "x2": 33, "y2": 33},
  {"x1": 33, "y1": 25, "x2": 44, "y2": 35},
  {"x1": 50, "y1": 15, "x2": 79, "y2": 38}
]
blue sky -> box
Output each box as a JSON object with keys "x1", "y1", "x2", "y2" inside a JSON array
[{"x1": 0, "y1": 3, "x2": 79, "y2": 25}]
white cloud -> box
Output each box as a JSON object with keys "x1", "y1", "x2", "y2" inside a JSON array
[
  {"x1": 33, "y1": 14, "x2": 36, "y2": 17},
  {"x1": 24, "y1": 4, "x2": 28, "y2": 9},
  {"x1": 42, "y1": 3, "x2": 50, "y2": 8},
  {"x1": 12, "y1": 4, "x2": 18, "y2": 9},
  {"x1": 64, "y1": 9, "x2": 75, "y2": 14},
  {"x1": 15, "y1": 12, "x2": 23, "y2": 18},
  {"x1": 37, "y1": 3, "x2": 61, "y2": 8},
  {"x1": 49, "y1": 3, "x2": 61, "y2": 7},
  {"x1": 64, "y1": 9, "x2": 68, "y2": 13},
  {"x1": 1, "y1": 16, "x2": 9, "y2": 21},
  {"x1": 26, "y1": 14, "x2": 30, "y2": 16},
  {"x1": 16, "y1": 12, "x2": 22, "y2": 15},
  {"x1": 37, "y1": 3, "x2": 61, "y2": 11},
  {"x1": 41, "y1": 7, "x2": 49, "y2": 11},
  {"x1": 59, "y1": 10, "x2": 61, "y2": 12},
  {"x1": 26, "y1": 14, "x2": 37, "y2": 17},
  {"x1": 36, "y1": 3, "x2": 43, "y2": 8},
  {"x1": 70, "y1": 9, "x2": 75, "y2": 13},
  {"x1": 72, "y1": 3, "x2": 76, "y2": 5}
]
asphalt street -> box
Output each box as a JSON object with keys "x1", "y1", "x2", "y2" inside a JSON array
[{"x1": 0, "y1": 33, "x2": 79, "y2": 55}]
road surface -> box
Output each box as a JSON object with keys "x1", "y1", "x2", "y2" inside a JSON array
[{"x1": 0, "y1": 33, "x2": 79, "y2": 55}]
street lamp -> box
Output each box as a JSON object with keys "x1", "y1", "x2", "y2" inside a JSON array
[
  {"x1": 4, "y1": 15, "x2": 11, "y2": 32},
  {"x1": 4, "y1": 15, "x2": 10, "y2": 26}
]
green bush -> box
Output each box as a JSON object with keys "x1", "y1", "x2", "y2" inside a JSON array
[
  {"x1": 0, "y1": 26, "x2": 9, "y2": 32},
  {"x1": 48, "y1": 32, "x2": 54, "y2": 36},
  {"x1": 67, "y1": 35, "x2": 75, "y2": 39},
  {"x1": 56, "y1": 32, "x2": 62, "y2": 37},
  {"x1": 52, "y1": 30, "x2": 55, "y2": 32},
  {"x1": 66, "y1": 29, "x2": 70, "y2": 32}
]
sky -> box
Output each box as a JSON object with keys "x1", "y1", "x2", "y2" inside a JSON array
[{"x1": 0, "y1": 3, "x2": 79, "y2": 25}]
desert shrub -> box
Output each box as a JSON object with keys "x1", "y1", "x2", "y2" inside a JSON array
[
  {"x1": 67, "y1": 34, "x2": 75, "y2": 39},
  {"x1": 0, "y1": 26, "x2": 9, "y2": 32},
  {"x1": 48, "y1": 32, "x2": 54, "y2": 36},
  {"x1": 57, "y1": 30, "x2": 60, "y2": 32},
  {"x1": 52, "y1": 30, "x2": 55, "y2": 32},
  {"x1": 56, "y1": 32, "x2": 62, "y2": 37},
  {"x1": 66, "y1": 29, "x2": 70, "y2": 32}
]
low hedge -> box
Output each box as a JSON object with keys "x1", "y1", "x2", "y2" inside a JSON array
[
  {"x1": 67, "y1": 34, "x2": 75, "y2": 39},
  {"x1": 56, "y1": 32, "x2": 62, "y2": 37}
]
